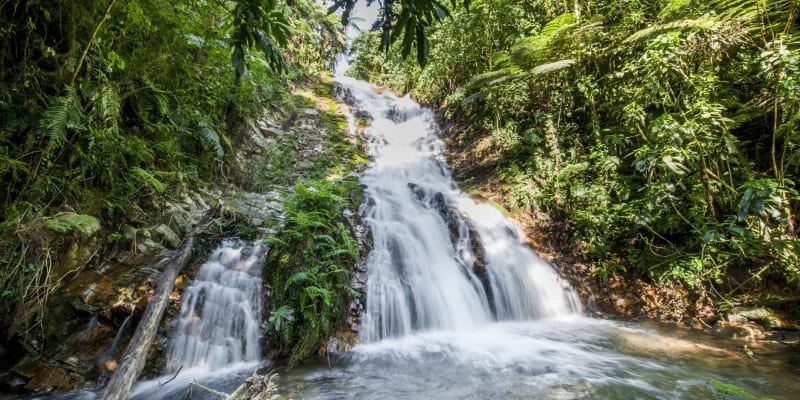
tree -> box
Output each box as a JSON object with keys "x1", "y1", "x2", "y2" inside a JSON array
[{"x1": 330, "y1": 0, "x2": 472, "y2": 65}]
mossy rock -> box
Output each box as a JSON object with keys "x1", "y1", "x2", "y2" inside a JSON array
[{"x1": 709, "y1": 379, "x2": 774, "y2": 400}]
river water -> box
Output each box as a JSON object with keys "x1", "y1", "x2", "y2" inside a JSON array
[
  {"x1": 272, "y1": 75, "x2": 800, "y2": 400},
  {"x1": 23, "y1": 67, "x2": 799, "y2": 400}
]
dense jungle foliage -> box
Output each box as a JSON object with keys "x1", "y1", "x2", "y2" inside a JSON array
[
  {"x1": 349, "y1": 0, "x2": 800, "y2": 299},
  {"x1": 0, "y1": 0, "x2": 346, "y2": 342}
]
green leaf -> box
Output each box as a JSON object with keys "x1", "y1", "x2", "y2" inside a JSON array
[
  {"x1": 199, "y1": 119, "x2": 224, "y2": 158},
  {"x1": 132, "y1": 166, "x2": 166, "y2": 192}
]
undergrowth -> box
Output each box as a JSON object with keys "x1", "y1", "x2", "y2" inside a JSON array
[{"x1": 264, "y1": 178, "x2": 361, "y2": 365}]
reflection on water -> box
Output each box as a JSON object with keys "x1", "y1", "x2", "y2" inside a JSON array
[{"x1": 279, "y1": 317, "x2": 799, "y2": 400}]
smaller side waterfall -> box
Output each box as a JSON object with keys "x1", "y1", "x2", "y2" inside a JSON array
[{"x1": 164, "y1": 240, "x2": 264, "y2": 372}]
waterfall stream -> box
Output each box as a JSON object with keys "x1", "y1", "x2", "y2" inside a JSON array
[
  {"x1": 164, "y1": 240, "x2": 263, "y2": 372},
  {"x1": 128, "y1": 240, "x2": 265, "y2": 399},
  {"x1": 275, "y1": 76, "x2": 799, "y2": 400},
  {"x1": 344, "y1": 75, "x2": 581, "y2": 342}
]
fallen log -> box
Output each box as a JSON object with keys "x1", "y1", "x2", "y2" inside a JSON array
[
  {"x1": 189, "y1": 372, "x2": 279, "y2": 400},
  {"x1": 102, "y1": 207, "x2": 216, "y2": 400}
]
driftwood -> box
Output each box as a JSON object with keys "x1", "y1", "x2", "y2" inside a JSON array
[
  {"x1": 189, "y1": 373, "x2": 279, "y2": 400},
  {"x1": 102, "y1": 207, "x2": 217, "y2": 400}
]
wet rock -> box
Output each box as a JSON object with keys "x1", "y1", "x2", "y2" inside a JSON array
[
  {"x1": 226, "y1": 190, "x2": 283, "y2": 225},
  {"x1": 354, "y1": 110, "x2": 372, "y2": 120},
  {"x1": 56, "y1": 235, "x2": 101, "y2": 281},
  {"x1": 386, "y1": 105, "x2": 406, "y2": 123},
  {"x1": 773, "y1": 330, "x2": 800, "y2": 344},
  {"x1": 406, "y1": 182, "x2": 494, "y2": 314},
  {"x1": 333, "y1": 83, "x2": 356, "y2": 105},
  {"x1": 0, "y1": 371, "x2": 28, "y2": 390},
  {"x1": 712, "y1": 320, "x2": 765, "y2": 341},
  {"x1": 165, "y1": 205, "x2": 194, "y2": 236},
  {"x1": 725, "y1": 307, "x2": 788, "y2": 330},
  {"x1": 136, "y1": 238, "x2": 167, "y2": 258},
  {"x1": 325, "y1": 328, "x2": 359, "y2": 354},
  {"x1": 153, "y1": 224, "x2": 181, "y2": 248},
  {"x1": 13, "y1": 358, "x2": 79, "y2": 392}
]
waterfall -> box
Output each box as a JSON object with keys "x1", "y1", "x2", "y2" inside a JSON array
[
  {"x1": 335, "y1": 76, "x2": 581, "y2": 343},
  {"x1": 164, "y1": 239, "x2": 264, "y2": 372}
]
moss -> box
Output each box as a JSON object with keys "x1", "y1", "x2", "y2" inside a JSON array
[{"x1": 709, "y1": 379, "x2": 774, "y2": 400}]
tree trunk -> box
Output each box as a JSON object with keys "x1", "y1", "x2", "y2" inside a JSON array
[{"x1": 102, "y1": 207, "x2": 215, "y2": 400}]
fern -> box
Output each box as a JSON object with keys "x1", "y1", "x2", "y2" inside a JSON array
[
  {"x1": 510, "y1": 13, "x2": 577, "y2": 68},
  {"x1": 199, "y1": 119, "x2": 224, "y2": 158},
  {"x1": 35, "y1": 86, "x2": 85, "y2": 156},
  {"x1": 628, "y1": 0, "x2": 795, "y2": 43},
  {"x1": 98, "y1": 82, "x2": 122, "y2": 134},
  {"x1": 658, "y1": 0, "x2": 694, "y2": 20},
  {"x1": 530, "y1": 59, "x2": 577, "y2": 75},
  {"x1": 0, "y1": 153, "x2": 29, "y2": 176},
  {"x1": 266, "y1": 179, "x2": 362, "y2": 365},
  {"x1": 624, "y1": 18, "x2": 725, "y2": 43},
  {"x1": 131, "y1": 166, "x2": 166, "y2": 192}
]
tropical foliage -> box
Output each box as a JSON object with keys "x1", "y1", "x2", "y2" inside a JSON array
[
  {"x1": 0, "y1": 0, "x2": 345, "y2": 340},
  {"x1": 349, "y1": 0, "x2": 800, "y2": 297},
  {"x1": 265, "y1": 179, "x2": 361, "y2": 365}
]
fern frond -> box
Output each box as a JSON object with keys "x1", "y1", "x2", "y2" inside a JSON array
[
  {"x1": 467, "y1": 68, "x2": 523, "y2": 89},
  {"x1": 199, "y1": 119, "x2": 224, "y2": 158},
  {"x1": 539, "y1": 13, "x2": 577, "y2": 39},
  {"x1": 624, "y1": 18, "x2": 723, "y2": 43},
  {"x1": 508, "y1": 13, "x2": 582, "y2": 69},
  {"x1": 0, "y1": 153, "x2": 29, "y2": 176},
  {"x1": 530, "y1": 59, "x2": 576, "y2": 75},
  {"x1": 287, "y1": 271, "x2": 311, "y2": 286},
  {"x1": 36, "y1": 86, "x2": 85, "y2": 154},
  {"x1": 132, "y1": 166, "x2": 166, "y2": 192},
  {"x1": 632, "y1": 0, "x2": 795, "y2": 44},
  {"x1": 98, "y1": 83, "x2": 121, "y2": 134},
  {"x1": 658, "y1": 0, "x2": 694, "y2": 20}
]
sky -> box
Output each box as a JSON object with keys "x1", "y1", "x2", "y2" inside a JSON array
[{"x1": 349, "y1": 1, "x2": 381, "y2": 33}]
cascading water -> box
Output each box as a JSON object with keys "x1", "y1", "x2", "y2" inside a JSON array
[
  {"x1": 339, "y1": 75, "x2": 581, "y2": 342},
  {"x1": 127, "y1": 240, "x2": 265, "y2": 399},
  {"x1": 276, "y1": 76, "x2": 799, "y2": 400},
  {"x1": 164, "y1": 240, "x2": 264, "y2": 372}
]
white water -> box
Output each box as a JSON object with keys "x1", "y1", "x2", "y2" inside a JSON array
[
  {"x1": 272, "y1": 77, "x2": 797, "y2": 400},
  {"x1": 164, "y1": 240, "x2": 263, "y2": 371},
  {"x1": 337, "y1": 76, "x2": 581, "y2": 342},
  {"x1": 130, "y1": 240, "x2": 265, "y2": 399}
]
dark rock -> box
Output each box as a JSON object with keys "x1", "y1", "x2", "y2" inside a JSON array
[
  {"x1": 354, "y1": 110, "x2": 373, "y2": 120},
  {"x1": 386, "y1": 105, "x2": 406, "y2": 123},
  {"x1": 333, "y1": 83, "x2": 356, "y2": 106},
  {"x1": 406, "y1": 182, "x2": 495, "y2": 315},
  {"x1": 725, "y1": 307, "x2": 788, "y2": 330},
  {"x1": 712, "y1": 320, "x2": 765, "y2": 341}
]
